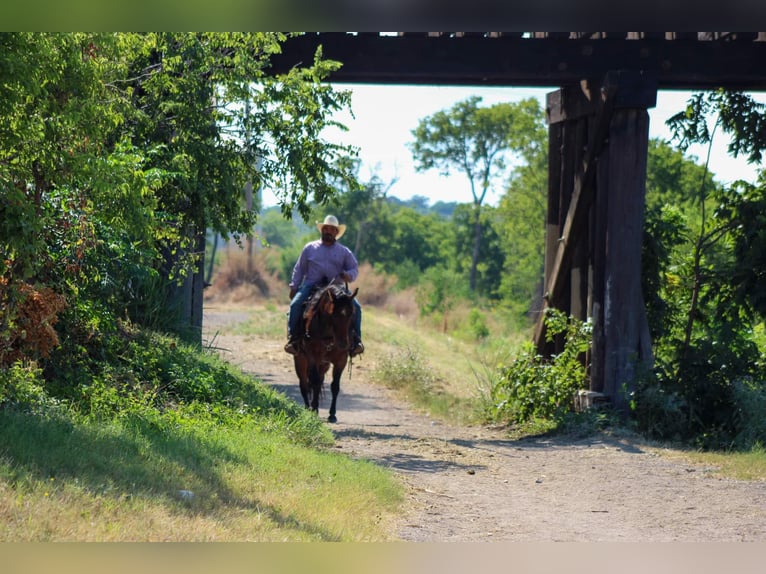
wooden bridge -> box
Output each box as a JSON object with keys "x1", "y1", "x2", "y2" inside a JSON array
[{"x1": 269, "y1": 32, "x2": 766, "y2": 413}]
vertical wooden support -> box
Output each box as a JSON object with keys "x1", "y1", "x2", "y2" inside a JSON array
[
  {"x1": 541, "y1": 117, "x2": 563, "y2": 356},
  {"x1": 589, "y1": 129, "x2": 610, "y2": 394},
  {"x1": 600, "y1": 108, "x2": 652, "y2": 413},
  {"x1": 540, "y1": 71, "x2": 656, "y2": 414},
  {"x1": 544, "y1": 123, "x2": 562, "y2": 288},
  {"x1": 569, "y1": 118, "x2": 589, "y2": 323}
]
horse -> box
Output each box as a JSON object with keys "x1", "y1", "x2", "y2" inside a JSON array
[{"x1": 293, "y1": 283, "x2": 359, "y2": 423}]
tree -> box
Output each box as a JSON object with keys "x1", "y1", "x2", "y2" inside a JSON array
[
  {"x1": 631, "y1": 91, "x2": 766, "y2": 447},
  {"x1": 112, "y1": 33, "x2": 359, "y2": 339},
  {"x1": 409, "y1": 96, "x2": 544, "y2": 291},
  {"x1": 450, "y1": 204, "x2": 505, "y2": 300},
  {"x1": 320, "y1": 158, "x2": 396, "y2": 260},
  {"x1": 495, "y1": 113, "x2": 548, "y2": 316},
  {"x1": 1, "y1": 32, "x2": 359, "y2": 362}
]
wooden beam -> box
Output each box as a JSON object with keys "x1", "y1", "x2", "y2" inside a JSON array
[
  {"x1": 269, "y1": 34, "x2": 766, "y2": 91},
  {"x1": 547, "y1": 73, "x2": 657, "y2": 125},
  {"x1": 534, "y1": 77, "x2": 618, "y2": 350}
]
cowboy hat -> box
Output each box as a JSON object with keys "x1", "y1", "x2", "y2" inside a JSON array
[{"x1": 316, "y1": 215, "x2": 346, "y2": 239}]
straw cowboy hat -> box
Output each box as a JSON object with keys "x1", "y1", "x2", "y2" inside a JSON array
[{"x1": 316, "y1": 215, "x2": 346, "y2": 239}]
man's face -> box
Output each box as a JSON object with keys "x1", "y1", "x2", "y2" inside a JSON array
[{"x1": 321, "y1": 225, "x2": 338, "y2": 244}]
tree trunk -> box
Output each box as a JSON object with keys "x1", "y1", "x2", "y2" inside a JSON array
[{"x1": 469, "y1": 204, "x2": 482, "y2": 292}]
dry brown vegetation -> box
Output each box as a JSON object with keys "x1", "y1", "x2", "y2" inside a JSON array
[
  {"x1": 204, "y1": 247, "x2": 285, "y2": 305},
  {"x1": 205, "y1": 249, "x2": 421, "y2": 324}
]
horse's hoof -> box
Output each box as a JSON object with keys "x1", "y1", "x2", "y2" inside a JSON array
[{"x1": 327, "y1": 414, "x2": 337, "y2": 424}]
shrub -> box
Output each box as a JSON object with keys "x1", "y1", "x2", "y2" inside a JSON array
[
  {"x1": 730, "y1": 376, "x2": 766, "y2": 450},
  {"x1": 0, "y1": 362, "x2": 60, "y2": 414},
  {"x1": 371, "y1": 347, "x2": 436, "y2": 395},
  {"x1": 0, "y1": 282, "x2": 67, "y2": 366},
  {"x1": 487, "y1": 309, "x2": 591, "y2": 424}
]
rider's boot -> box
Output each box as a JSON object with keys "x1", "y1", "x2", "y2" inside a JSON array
[
  {"x1": 349, "y1": 336, "x2": 364, "y2": 357},
  {"x1": 284, "y1": 333, "x2": 301, "y2": 355}
]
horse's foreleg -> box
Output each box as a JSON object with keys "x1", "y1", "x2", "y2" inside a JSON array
[
  {"x1": 327, "y1": 365, "x2": 344, "y2": 423},
  {"x1": 308, "y1": 365, "x2": 322, "y2": 413},
  {"x1": 295, "y1": 357, "x2": 311, "y2": 409},
  {"x1": 299, "y1": 378, "x2": 311, "y2": 409}
]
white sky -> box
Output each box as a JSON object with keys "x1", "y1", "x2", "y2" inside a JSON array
[{"x1": 261, "y1": 84, "x2": 766, "y2": 208}]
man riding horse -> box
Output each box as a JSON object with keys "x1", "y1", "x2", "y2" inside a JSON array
[{"x1": 284, "y1": 215, "x2": 364, "y2": 357}]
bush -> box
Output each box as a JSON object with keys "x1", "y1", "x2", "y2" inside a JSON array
[
  {"x1": 486, "y1": 309, "x2": 591, "y2": 424},
  {"x1": 730, "y1": 377, "x2": 766, "y2": 450},
  {"x1": 632, "y1": 369, "x2": 690, "y2": 443},
  {"x1": 0, "y1": 362, "x2": 60, "y2": 415}
]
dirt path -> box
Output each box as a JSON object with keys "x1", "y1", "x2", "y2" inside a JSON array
[{"x1": 204, "y1": 307, "x2": 766, "y2": 542}]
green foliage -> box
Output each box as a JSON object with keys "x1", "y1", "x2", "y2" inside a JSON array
[
  {"x1": 2, "y1": 32, "x2": 359, "y2": 362},
  {"x1": 450, "y1": 204, "x2": 506, "y2": 299},
  {"x1": 730, "y1": 377, "x2": 766, "y2": 450},
  {"x1": 415, "y1": 265, "x2": 467, "y2": 323},
  {"x1": 0, "y1": 363, "x2": 60, "y2": 415},
  {"x1": 718, "y1": 177, "x2": 766, "y2": 317},
  {"x1": 667, "y1": 89, "x2": 766, "y2": 164},
  {"x1": 409, "y1": 96, "x2": 546, "y2": 292},
  {"x1": 495, "y1": 130, "x2": 547, "y2": 316},
  {"x1": 632, "y1": 95, "x2": 766, "y2": 450},
  {"x1": 467, "y1": 308, "x2": 490, "y2": 340},
  {"x1": 487, "y1": 309, "x2": 591, "y2": 424}
]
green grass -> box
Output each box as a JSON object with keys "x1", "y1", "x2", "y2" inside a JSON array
[
  {"x1": 0, "y1": 330, "x2": 404, "y2": 541},
  {"x1": 362, "y1": 305, "x2": 528, "y2": 425},
  {"x1": 665, "y1": 444, "x2": 766, "y2": 482},
  {"x1": 227, "y1": 303, "x2": 286, "y2": 339},
  {"x1": 0, "y1": 410, "x2": 402, "y2": 540}
]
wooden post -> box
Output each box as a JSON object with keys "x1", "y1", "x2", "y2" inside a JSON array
[
  {"x1": 540, "y1": 108, "x2": 563, "y2": 355},
  {"x1": 589, "y1": 127, "x2": 610, "y2": 394},
  {"x1": 600, "y1": 107, "x2": 652, "y2": 413},
  {"x1": 540, "y1": 71, "x2": 656, "y2": 413},
  {"x1": 569, "y1": 118, "x2": 589, "y2": 323}
]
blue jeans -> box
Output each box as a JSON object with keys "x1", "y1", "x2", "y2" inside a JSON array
[{"x1": 288, "y1": 284, "x2": 362, "y2": 339}]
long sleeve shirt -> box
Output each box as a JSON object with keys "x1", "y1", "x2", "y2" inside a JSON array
[{"x1": 289, "y1": 240, "x2": 359, "y2": 289}]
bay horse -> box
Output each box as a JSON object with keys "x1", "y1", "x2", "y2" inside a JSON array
[{"x1": 293, "y1": 283, "x2": 359, "y2": 423}]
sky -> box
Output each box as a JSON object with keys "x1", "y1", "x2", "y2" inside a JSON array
[{"x1": 261, "y1": 84, "x2": 766, "y2": 209}]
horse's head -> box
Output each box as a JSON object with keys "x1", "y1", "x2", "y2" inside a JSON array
[{"x1": 318, "y1": 285, "x2": 358, "y2": 351}]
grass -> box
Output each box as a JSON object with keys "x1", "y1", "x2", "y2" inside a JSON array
[
  {"x1": 0, "y1": 332, "x2": 404, "y2": 541},
  {"x1": 663, "y1": 444, "x2": 766, "y2": 482},
  {"x1": 361, "y1": 303, "x2": 528, "y2": 425},
  {"x1": 0, "y1": 413, "x2": 401, "y2": 541}
]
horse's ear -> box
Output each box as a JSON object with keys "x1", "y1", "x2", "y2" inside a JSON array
[{"x1": 351, "y1": 287, "x2": 359, "y2": 299}]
